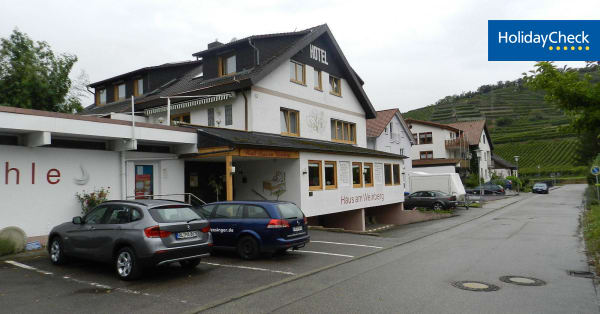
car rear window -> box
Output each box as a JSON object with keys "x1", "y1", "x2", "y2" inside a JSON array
[
  {"x1": 148, "y1": 205, "x2": 204, "y2": 223},
  {"x1": 277, "y1": 203, "x2": 304, "y2": 220},
  {"x1": 534, "y1": 183, "x2": 547, "y2": 188}
]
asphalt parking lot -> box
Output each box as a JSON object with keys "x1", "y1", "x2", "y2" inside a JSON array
[{"x1": 0, "y1": 230, "x2": 395, "y2": 314}]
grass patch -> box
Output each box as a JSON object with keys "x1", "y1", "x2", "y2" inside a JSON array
[
  {"x1": 584, "y1": 204, "x2": 600, "y2": 274},
  {"x1": 0, "y1": 238, "x2": 16, "y2": 256},
  {"x1": 416, "y1": 208, "x2": 454, "y2": 214}
]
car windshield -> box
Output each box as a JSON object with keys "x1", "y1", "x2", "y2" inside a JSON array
[
  {"x1": 534, "y1": 183, "x2": 547, "y2": 188},
  {"x1": 148, "y1": 205, "x2": 203, "y2": 223},
  {"x1": 277, "y1": 203, "x2": 304, "y2": 220}
]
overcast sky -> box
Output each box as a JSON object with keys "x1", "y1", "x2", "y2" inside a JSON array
[{"x1": 1, "y1": 0, "x2": 598, "y2": 112}]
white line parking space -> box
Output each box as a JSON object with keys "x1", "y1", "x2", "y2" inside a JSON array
[
  {"x1": 294, "y1": 250, "x2": 354, "y2": 258},
  {"x1": 201, "y1": 262, "x2": 296, "y2": 276},
  {"x1": 5, "y1": 260, "x2": 53, "y2": 275},
  {"x1": 310, "y1": 240, "x2": 383, "y2": 249}
]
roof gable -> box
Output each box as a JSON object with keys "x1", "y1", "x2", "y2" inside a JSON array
[
  {"x1": 405, "y1": 118, "x2": 461, "y2": 132},
  {"x1": 447, "y1": 120, "x2": 493, "y2": 149},
  {"x1": 367, "y1": 109, "x2": 398, "y2": 137}
]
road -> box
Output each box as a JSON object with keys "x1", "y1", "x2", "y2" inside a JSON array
[
  {"x1": 200, "y1": 185, "x2": 598, "y2": 314},
  {"x1": 1, "y1": 185, "x2": 597, "y2": 313}
]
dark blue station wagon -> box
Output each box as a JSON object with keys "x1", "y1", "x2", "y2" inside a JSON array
[{"x1": 197, "y1": 201, "x2": 310, "y2": 259}]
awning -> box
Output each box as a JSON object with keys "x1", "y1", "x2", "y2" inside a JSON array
[{"x1": 143, "y1": 92, "x2": 234, "y2": 115}]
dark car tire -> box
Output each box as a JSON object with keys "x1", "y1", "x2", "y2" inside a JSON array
[
  {"x1": 432, "y1": 202, "x2": 444, "y2": 211},
  {"x1": 49, "y1": 237, "x2": 68, "y2": 265},
  {"x1": 180, "y1": 258, "x2": 201, "y2": 269},
  {"x1": 275, "y1": 248, "x2": 288, "y2": 255},
  {"x1": 115, "y1": 247, "x2": 142, "y2": 281},
  {"x1": 237, "y1": 236, "x2": 260, "y2": 260}
]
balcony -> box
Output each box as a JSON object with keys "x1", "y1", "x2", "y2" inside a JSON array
[
  {"x1": 458, "y1": 159, "x2": 470, "y2": 168},
  {"x1": 445, "y1": 136, "x2": 468, "y2": 150}
]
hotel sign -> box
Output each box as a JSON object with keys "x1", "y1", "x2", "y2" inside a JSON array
[{"x1": 310, "y1": 44, "x2": 328, "y2": 65}]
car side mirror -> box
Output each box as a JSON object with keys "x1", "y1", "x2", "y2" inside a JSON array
[{"x1": 72, "y1": 216, "x2": 83, "y2": 224}]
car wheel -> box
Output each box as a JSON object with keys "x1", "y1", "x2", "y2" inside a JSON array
[
  {"x1": 49, "y1": 237, "x2": 68, "y2": 265},
  {"x1": 432, "y1": 202, "x2": 443, "y2": 211},
  {"x1": 180, "y1": 258, "x2": 201, "y2": 269},
  {"x1": 275, "y1": 248, "x2": 288, "y2": 256},
  {"x1": 115, "y1": 247, "x2": 141, "y2": 281},
  {"x1": 237, "y1": 236, "x2": 260, "y2": 260}
]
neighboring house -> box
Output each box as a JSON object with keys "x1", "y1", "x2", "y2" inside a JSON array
[
  {"x1": 366, "y1": 108, "x2": 414, "y2": 189},
  {"x1": 492, "y1": 155, "x2": 517, "y2": 178},
  {"x1": 404, "y1": 118, "x2": 470, "y2": 175},
  {"x1": 447, "y1": 120, "x2": 493, "y2": 182},
  {"x1": 81, "y1": 24, "x2": 409, "y2": 231}
]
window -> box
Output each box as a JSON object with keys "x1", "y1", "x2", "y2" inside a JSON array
[
  {"x1": 331, "y1": 119, "x2": 356, "y2": 144},
  {"x1": 84, "y1": 206, "x2": 110, "y2": 224},
  {"x1": 389, "y1": 123, "x2": 393, "y2": 139},
  {"x1": 245, "y1": 205, "x2": 270, "y2": 219},
  {"x1": 393, "y1": 164, "x2": 401, "y2": 185},
  {"x1": 214, "y1": 204, "x2": 242, "y2": 219},
  {"x1": 277, "y1": 203, "x2": 305, "y2": 220},
  {"x1": 324, "y1": 161, "x2": 337, "y2": 190},
  {"x1": 225, "y1": 104, "x2": 233, "y2": 126},
  {"x1": 114, "y1": 83, "x2": 125, "y2": 101},
  {"x1": 412, "y1": 133, "x2": 418, "y2": 144},
  {"x1": 208, "y1": 108, "x2": 215, "y2": 127},
  {"x1": 364, "y1": 163, "x2": 374, "y2": 187},
  {"x1": 131, "y1": 208, "x2": 142, "y2": 222},
  {"x1": 134, "y1": 165, "x2": 153, "y2": 199},
  {"x1": 329, "y1": 75, "x2": 341, "y2": 96},
  {"x1": 314, "y1": 69, "x2": 322, "y2": 91},
  {"x1": 420, "y1": 151, "x2": 433, "y2": 159},
  {"x1": 133, "y1": 78, "x2": 143, "y2": 96},
  {"x1": 218, "y1": 54, "x2": 236, "y2": 76},
  {"x1": 399, "y1": 148, "x2": 404, "y2": 155},
  {"x1": 384, "y1": 164, "x2": 393, "y2": 186},
  {"x1": 483, "y1": 134, "x2": 486, "y2": 144},
  {"x1": 96, "y1": 89, "x2": 106, "y2": 105},
  {"x1": 308, "y1": 160, "x2": 322, "y2": 190},
  {"x1": 418, "y1": 132, "x2": 432, "y2": 144},
  {"x1": 280, "y1": 108, "x2": 299, "y2": 136},
  {"x1": 352, "y1": 162, "x2": 362, "y2": 188},
  {"x1": 289, "y1": 60, "x2": 305, "y2": 84},
  {"x1": 170, "y1": 113, "x2": 190, "y2": 125},
  {"x1": 106, "y1": 206, "x2": 132, "y2": 224}
]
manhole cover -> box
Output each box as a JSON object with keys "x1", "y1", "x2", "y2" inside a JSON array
[
  {"x1": 452, "y1": 281, "x2": 499, "y2": 292},
  {"x1": 499, "y1": 276, "x2": 546, "y2": 286}
]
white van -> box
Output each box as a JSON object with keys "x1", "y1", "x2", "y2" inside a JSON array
[{"x1": 407, "y1": 172, "x2": 467, "y2": 202}]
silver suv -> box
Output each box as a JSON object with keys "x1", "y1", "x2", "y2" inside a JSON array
[{"x1": 47, "y1": 199, "x2": 212, "y2": 280}]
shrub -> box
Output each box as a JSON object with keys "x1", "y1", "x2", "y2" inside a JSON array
[
  {"x1": 0, "y1": 238, "x2": 16, "y2": 256},
  {"x1": 584, "y1": 205, "x2": 600, "y2": 273},
  {"x1": 506, "y1": 176, "x2": 522, "y2": 189},
  {"x1": 76, "y1": 187, "x2": 110, "y2": 215}
]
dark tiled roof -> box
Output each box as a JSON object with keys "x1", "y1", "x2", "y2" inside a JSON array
[
  {"x1": 405, "y1": 118, "x2": 462, "y2": 132},
  {"x1": 366, "y1": 108, "x2": 398, "y2": 137},
  {"x1": 190, "y1": 126, "x2": 406, "y2": 159},
  {"x1": 412, "y1": 158, "x2": 461, "y2": 167},
  {"x1": 89, "y1": 60, "x2": 201, "y2": 87},
  {"x1": 492, "y1": 155, "x2": 516, "y2": 169},
  {"x1": 447, "y1": 119, "x2": 493, "y2": 150}
]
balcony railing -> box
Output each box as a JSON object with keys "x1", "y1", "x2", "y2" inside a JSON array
[
  {"x1": 458, "y1": 159, "x2": 470, "y2": 168},
  {"x1": 445, "y1": 136, "x2": 468, "y2": 150}
]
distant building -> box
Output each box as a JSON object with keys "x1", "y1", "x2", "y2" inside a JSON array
[
  {"x1": 366, "y1": 108, "x2": 414, "y2": 189},
  {"x1": 447, "y1": 120, "x2": 493, "y2": 182},
  {"x1": 491, "y1": 155, "x2": 517, "y2": 178}
]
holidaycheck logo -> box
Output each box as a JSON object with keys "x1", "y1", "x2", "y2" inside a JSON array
[{"x1": 489, "y1": 20, "x2": 599, "y2": 61}]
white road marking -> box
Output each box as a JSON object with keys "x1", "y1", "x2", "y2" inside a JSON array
[
  {"x1": 201, "y1": 262, "x2": 295, "y2": 276},
  {"x1": 310, "y1": 240, "x2": 383, "y2": 249},
  {"x1": 294, "y1": 250, "x2": 354, "y2": 258},
  {"x1": 5, "y1": 260, "x2": 53, "y2": 275}
]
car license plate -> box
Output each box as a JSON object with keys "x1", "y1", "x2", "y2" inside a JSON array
[
  {"x1": 292, "y1": 226, "x2": 303, "y2": 232},
  {"x1": 176, "y1": 231, "x2": 198, "y2": 239}
]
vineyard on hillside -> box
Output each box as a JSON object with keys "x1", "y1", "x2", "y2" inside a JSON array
[{"x1": 494, "y1": 137, "x2": 585, "y2": 176}]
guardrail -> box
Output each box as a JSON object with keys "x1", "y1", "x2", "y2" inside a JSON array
[{"x1": 126, "y1": 193, "x2": 207, "y2": 206}]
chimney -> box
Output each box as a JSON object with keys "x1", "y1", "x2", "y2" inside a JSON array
[{"x1": 207, "y1": 40, "x2": 224, "y2": 49}]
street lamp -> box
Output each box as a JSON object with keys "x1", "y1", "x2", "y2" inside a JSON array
[{"x1": 514, "y1": 156, "x2": 520, "y2": 195}]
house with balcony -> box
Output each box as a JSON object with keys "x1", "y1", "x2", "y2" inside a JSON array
[
  {"x1": 79, "y1": 24, "x2": 413, "y2": 231},
  {"x1": 366, "y1": 109, "x2": 415, "y2": 189},
  {"x1": 403, "y1": 118, "x2": 493, "y2": 182}
]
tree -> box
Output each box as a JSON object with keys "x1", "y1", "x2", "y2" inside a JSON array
[
  {"x1": 0, "y1": 28, "x2": 83, "y2": 113},
  {"x1": 525, "y1": 61, "x2": 600, "y2": 163}
]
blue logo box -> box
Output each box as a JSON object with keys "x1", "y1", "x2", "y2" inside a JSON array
[{"x1": 488, "y1": 20, "x2": 599, "y2": 61}]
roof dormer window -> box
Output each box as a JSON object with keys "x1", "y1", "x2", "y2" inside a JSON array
[
  {"x1": 96, "y1": 88, "x2": 106, "y2": 105},
  {"x1": 133, "y1": 78, "x2": 143, "y2": 96},
  {"x1": 218, "y1": 54, "x2": 236, "y2": 77},
  {"x1": 114, "y1": 83, "x2": 125, "y2": 101}
]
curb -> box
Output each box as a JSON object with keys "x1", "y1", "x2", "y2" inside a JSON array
[
  {"x1": 0, "y1": 249, "x2": 47, "y2": 262},
  {"x1": 183, "y1": 193, "x2": 533, "y2": 314}
]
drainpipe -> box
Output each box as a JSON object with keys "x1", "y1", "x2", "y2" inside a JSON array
[
  {"x1": 248, "y1": 39, "x2": 259, "y2": 66},
  {"x1": 242, "y1": 90, "x2": 248, "y2": 131},
  {"x1": 120, "y1": 151, "x2": 126, "y2": 199}
]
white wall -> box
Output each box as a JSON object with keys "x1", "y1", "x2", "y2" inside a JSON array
[
  {"x1": 477, "y1": 130, "x2": 492, "y2": 182},
  {"x1": 0, "y1": 145, "x2": 185, "y2": 238},
  {"x1": 409, "y1": 123, "x2": 454, "y2": 160},
  {"x1": 370, "y1": 114, "x2": 413, "y2": 191},
  {"x1": 233, "y1": 159, "x2": 301, "y2": 206},
  {"x1": 251, "y1": 60, "x2": 367, "y2": 147},
  {"x1": 411, "y1": 165, "x2": 457, "y2": 175},
  {"x1": 299, "y1": 152, "x2": 404, "y2": 217}
]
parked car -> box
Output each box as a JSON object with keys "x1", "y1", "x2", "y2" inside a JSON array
[
  {"x1": 404, "y1": 190, "x2": 457, "y2": 210},
  {"x1": 47, "y1": 199, "x2": 212, "y2": 280},
  {"x1": 466, "y1": 184, "x2": 505, "y2": 195},
  {"x1": 532, "y1": 182, "x2": 549, "y2": 194},
  {"x1": 198, "y1": 201, "x2": 310, "y2": 260}
]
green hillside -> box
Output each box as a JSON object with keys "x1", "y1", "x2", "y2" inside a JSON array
[{"x1": 404, "y1": 80, "x2": 584, "y2": 177}]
